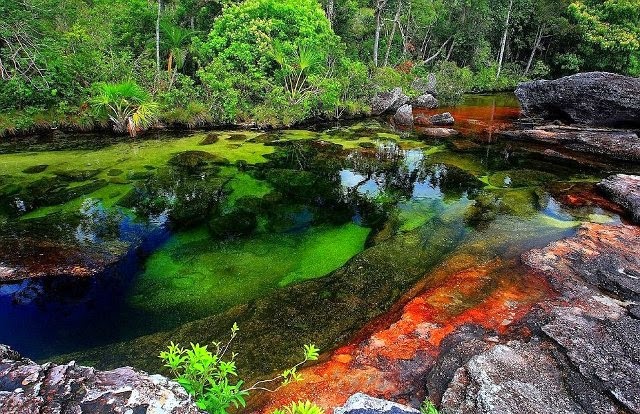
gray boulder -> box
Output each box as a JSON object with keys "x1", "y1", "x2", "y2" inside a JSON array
[
  {"x1": 335, "y1": 393, "x2": 420, "y2": 414},
  {"x1": 394, "y1": 104, "x2": 414, "y2": 125},
  {"x1": 372, "y1": 88, "x2": 409, "y2": 116},
  {"x1": 412, "y1": 93, "x2": 439, "y2": 109},
  {"x1": 416, "y1": 112, "x2": 455, "y2": 126},
  {"x1": 0, "y1": 345, "x2": 203, "y2": 413},
  {"x1": 412, "y1": 75, "x2": 437, "y2": 95},
  {"x1": 598, "y1": 174, "x2": 640, "y2": 223},
  {"x1": 515, "y1": 72, "x2": 640, "y2": 127}
]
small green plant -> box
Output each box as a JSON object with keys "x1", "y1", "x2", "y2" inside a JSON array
[
  {"x1": 160, "y1": 323, "x2": 320, "y2": 414},
  {"x1": 273, "y1": 401, "x2": 325, "y2": 414},
  {"x1": 420, "y1": 398, "x2": 439, "y2": 414},
  {"x1": 91, "y1": 81, "x2": 158, "y2": 137}
]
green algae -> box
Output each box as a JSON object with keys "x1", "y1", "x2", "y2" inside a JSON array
[{"x1": 128, "y1": 222, "x2": 371, "y2": 322}]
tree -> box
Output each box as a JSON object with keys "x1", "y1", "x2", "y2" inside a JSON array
[{"x1": 568, "y1": 0, "x2": 640, "y2": 75}]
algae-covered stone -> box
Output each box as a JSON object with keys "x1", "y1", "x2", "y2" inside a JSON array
[
  {"x1": 488, "y1": 169, "x2": 556, "y2": 188},
  {"x1": 199, "y1": 133, "x2": 220, "y2": 145},
  {"x1": 107, "y1": 169, "x2": 123, "y2": 177},
  {"x1": 208, "y1": 208, "x2": 258, "y2": 238},
  {"x1": 54, "y1": 169, "x2": 101, "y2": 181},
  {"x1": 168, "y1": 150, "x2": 229, "y2": 170},
  {"x1": 22, "y1": 164, "x2": 48, "y2": 174},
  {"x1": 264, "y1": 169, "x2": 318, "y2": 194}
]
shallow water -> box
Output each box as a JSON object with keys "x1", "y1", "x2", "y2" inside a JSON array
[{"x1": 0, "y1": 95, "x2": 631, "y2": 375}]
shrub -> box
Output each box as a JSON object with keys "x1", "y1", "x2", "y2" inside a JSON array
[
  {"x1": 273, "y1": 401, "x2": 325, "y2": 414},
  {"x1": 420, "y1": 399, "x2": 439, "y2": 414},
  {"x1": 160, "y1": 323, "x2": 320, "y2": 414}
]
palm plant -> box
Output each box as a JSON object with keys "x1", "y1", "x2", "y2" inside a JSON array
[
  {"x1": 91, "y1": 81, "x2": 158, "y2": 137},
  {"x1": 161, "y1": 22, "x2": 192, "y2": 75},
  {"x1": 272, "y1": 42, "x2": 323, "y2": 102}
]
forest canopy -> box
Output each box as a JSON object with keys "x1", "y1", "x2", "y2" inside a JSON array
[{"x1": 0, "y1": 0, "x2": 639, "y2": 131}]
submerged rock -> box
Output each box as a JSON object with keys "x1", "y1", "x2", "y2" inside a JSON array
[
  {"x1": 393, "y1": 104, "x2": 414, "y2": 125},
  {"x1": 499, "y1": 126, "x2": 640, "y2": 162},
  {"x1": 415, "y1": 113, "x2": 455, "y2": 127},
  {"x1": 335, "y1": 393, "x2": 420, "y2": 414},
  {"x1": 516, "y1": 72, "x2": 640, "y2": 127},
  {"x1": 416, "y1": 128, "x2": 459, "y2": 138},
  {"x1": 372, "y1": 88, "x2": 409, "y2": 116},
  {"x1": 22, "y1": 164, "x2": 48, "y2": 174},
  {"x1": 168, "y1": 150, "x2": 228, "y2": 170},
  {"x1": 0, "y1": 345, "x2": 202, "y2": 413},
  {"x1": 598, "y1": 174, "x2": 640, "y2": 223}
]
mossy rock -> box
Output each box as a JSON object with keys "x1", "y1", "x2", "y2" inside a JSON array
[
  {"x1": 264, "y1": 169, "x2": 318, "y2": 194},
  {"x1": 228, "y1": 133, "x2": 249, "y2": 141},
  {"x1": 54, "y1": 169, "x2": 101, "y2": 181},
  {"x1": 143, "y1": 165, "x2": 157, "y2": 171},
  {"x1": 249, "y1": 133, "x2": 283, "y2": 143},
  {"x1": 199, "y1": 133, "x2": 220, "y2": 145},
  {"x1": 107, "y1": 169, "x2": 124, "y2": 177},
  {"x1": 358, "y1": 142, "x2": 377, "y2": 149},
  {"x1": 126, "y1": 171, "x2": 154, "y2": 180},
  {"x1": 465, "y1": 192, "x2": 501, "y2": 227},
  {"x1": 208, "y1": 208, "x2": 258, "y2": 238},
  {"x1": 22, "y1": 164, "x2": 49, "y2": 174},
  {"x1": 487, "y1": 169, "x2": 557, "y2": 188},
  {"x1": 168, "y1": 150, "x2": 229, "y2": 170}
]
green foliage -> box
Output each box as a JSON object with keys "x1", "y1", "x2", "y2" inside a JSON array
[
  {"x1": 568, "y1": 0, "x2": 640, "y2": 75},
  {"x1": 160, "y1": 324, "x2": 320, "y2": 414},
  {"x1": 273, "y1": 401, "x2": 326, "y2": 414},
  {"x1": 420, "y1": 399, "x2": 439, "y2": 414},
  {"x1": 433, "y1": 62, "x2": 472, "y2": 106},
  {"x1": 91, "y1": 81, "x2": 158, "y2": 136}
]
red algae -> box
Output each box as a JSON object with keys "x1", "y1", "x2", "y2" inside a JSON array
[
  {"x1": 414, "y1": 104, "x2": 520, "y2": 139},
  {"x1": 253, "y1": 253, "x2": 555, "y2": 413}
]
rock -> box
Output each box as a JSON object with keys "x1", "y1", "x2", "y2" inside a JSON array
[
  {"x1": 522, "y1": 223, "x2": 640, "y2": 302},
  {"x1": 0, "y1": 345, "x2": 202, "y2": 414},
  {"x1": 393, "y1": 104, "x2": 414, "y2": 125},
  {"x1": 598, "y1": 174, "x2": 640, "y2": 223},
  {"x1": 168, "y1": 150, "x2": 229, "y2": 170},
  {"x1": 411, "y1": 75, "x2": 437, "y2": 95},
  {"x1": 515, "y1": 72, "x2": 640, "y2": 127},
  {"x1": 415, "y1": 113, "x2": 455, "y2": 127},
  {"x1": 22, "y1": 165, "x2": 48, "y2": 174},
  {"x1": 199, "y1": 132, "x2": 220, "y2": 145},
  {"x1": 372, "y1": 88, "x2": 409, "y2": 116},
  {"x1": 542, "y1": 308, "x2": 640, "y2": 413},
  {"x1": 335, "y1": 393, "x2": 420, "y2": 414},
  {"x1": 412, "y1": 93, "x2": 439, "y2": 109},
  {"x1": 441, "y1": 341, "x2": 591, "y2": 414},
  {"x1": 498, "y1": 126, "x2": 640, "y2": 162},
  {"x1": 416, "y1": 128, "x2": 459, "y2": 138}
]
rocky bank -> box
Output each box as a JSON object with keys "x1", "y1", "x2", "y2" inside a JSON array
[{"x1": 0, "y1": 345, "x2": 203, "y2": 413}]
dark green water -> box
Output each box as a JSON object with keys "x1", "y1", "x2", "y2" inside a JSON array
[{"x1": 0, "y1": 95, "x2": 631, "y2": 374}]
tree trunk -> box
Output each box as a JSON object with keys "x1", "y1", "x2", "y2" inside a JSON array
[
  {"x1": 524, "y1": 24, "x2": 543, "y2": 76},
  {"x1": 156, "y1": 0, "x2": 161, "y2": 74},
  {"x1": 373, "y1": 0, "x2": 387, "y2": 67},
  {"x1": 383, "y1": 0, "x2": 402, "y2": 67},
  {"x1": 325, "y1": 0, "x2": 335, "y2": 27},
  {"x1": 496, "y1": 0, "x2": 514, "y2": 79},
  {"x1": 167, "y1": 51, "x2": 173, "y2": 75}
]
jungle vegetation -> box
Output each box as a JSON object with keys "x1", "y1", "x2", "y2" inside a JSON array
[{"x1": 1, "y1": 0, "x2": 638, "y2": 134}]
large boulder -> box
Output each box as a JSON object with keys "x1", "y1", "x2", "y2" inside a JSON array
[
  {"x1": 598, "y1": 174, "x2": 640, "y2": 223},
  {"x1": 412, "y1": 93, "x2": 439, "y2": 109},
  {"x1": 372, "y1": 88, "x2": 409, "y2": 116},
  {"x1": 393, "y1": 104, "x2": 414, "y2": 125},
  {"x1": 0, "y1": 345, "x2": 202, "y2": 413},
  {"x1": 515, "y1": 72, "x2": 640, "y2": 127}
]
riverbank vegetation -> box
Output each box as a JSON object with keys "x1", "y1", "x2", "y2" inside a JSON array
[{"x1": 1, "y1": 0, "x2": 638, "y2": 136}]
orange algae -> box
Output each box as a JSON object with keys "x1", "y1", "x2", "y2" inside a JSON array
[{"x1": 253, "y1": 254, "x2": 555, "y2": 413}]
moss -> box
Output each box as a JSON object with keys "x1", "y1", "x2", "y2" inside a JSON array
[
  {"x1": 168, "y1": 150, "x2": 229, "y2": 169},
  {"x1": 199, "y1": 133, "x2": 220, "y2": 145},
  {"x1": 128, "y1": 222, "x2": 371, "y2": 320}
]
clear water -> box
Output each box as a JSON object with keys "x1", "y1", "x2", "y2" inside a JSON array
[{"x1": 0, "y1": 95, "x2": 632, "y2": 377}]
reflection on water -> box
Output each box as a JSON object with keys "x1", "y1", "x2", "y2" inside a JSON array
[{"x1": 0, "y1": 95, "x2": 629, "y2": 373}]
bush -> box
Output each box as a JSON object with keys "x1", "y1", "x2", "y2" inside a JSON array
[
  {"x1": 160, "y1": 323, "x2": 320, "y2": 414},
  {"x1": 433, "y1": 61, "x2": 472, "y2": 105},
  {"x1": 420, "y1": 399, "x2": 439, "y2": 414},
  {"x1": 273, "y1": 401, "x2": 325, "y2": 414}
]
